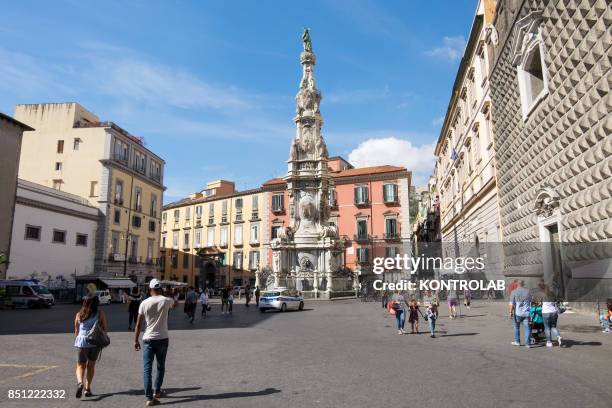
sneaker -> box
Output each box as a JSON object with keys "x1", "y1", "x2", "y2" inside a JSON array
[
  {"x1": 603, "y1": 328, "x2": 611, "y2": 333},
  {"x1": 397, "y1": 330, "x2": 403, "y2": 335},
  {"x1": 557, "y1": 336, "x2": 563, "y2": 347},
  {"x1": 430, "y1": 334, "x2": 435, "y2": 338},
  {"x1": 511, "y1": 341, "x2": 521, "y2": 346},
  {"x1": 76, "y1": 383, "x2": 84, "y2": 399},
  {"x1": 546, "y1": 341, "x2": 553, "y2": 348},
  {"x1": 154, "y1": 390, "x2": 164, "y2": 399},
  {"x1": 525, "y1": 345, "x2": 531, "y2": 349},
  {"x1": 145, "y1": 399, "x2": 160, "y2": 406}
]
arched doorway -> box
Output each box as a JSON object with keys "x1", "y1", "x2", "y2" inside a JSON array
[{"x1": 201, "y1": 261, "x2": 217, "y2": 290}]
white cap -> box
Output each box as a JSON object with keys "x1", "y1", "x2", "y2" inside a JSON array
[{"x1": 149, "y1": 278, "x2": 161, "y2": 289}]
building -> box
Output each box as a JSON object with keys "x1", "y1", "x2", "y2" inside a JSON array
[
  {"x1": 434, "y1": 0, "x2": 503, "y2": 280},
  {"x1": 411, "y1": 177, "x2": 441, "y2": 245},
  {"x1": 14, "y1": 103, "x2": 165, "y2": 284},
  {"x1": 489, "y1": 0, "x2": 611, "y2": 300},
  {"x1": 263, "y1": 159, "x2": 412, "y2": 285},
  {"x1": 7, "y1": 179, "x2": 98, "y2": 290},
  {"x1": 161, "y1": 180, "x2": 266, "y2": 289},
  {"x1": 0, "y1": 113, "x2": 32, "y2": 279}
]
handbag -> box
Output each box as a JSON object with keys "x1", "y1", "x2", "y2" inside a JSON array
[
  {"x1": 86, "y1": 319, "x2": 110, "y2": 348},
  {"x1": 557, "y1": 301, "x2": 566, "y2": 314}
]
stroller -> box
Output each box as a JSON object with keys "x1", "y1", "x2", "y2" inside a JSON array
[{"x1": 529, "y1": 302, "x2": 545, "y2": 344}]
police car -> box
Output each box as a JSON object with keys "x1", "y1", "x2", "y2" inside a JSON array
[{"x1": 259, "y1": 288, "x2": 304, "y2": 313}]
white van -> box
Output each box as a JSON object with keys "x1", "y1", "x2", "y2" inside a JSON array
[
  {"x1": 0, "y1": 280, "x2": 55, "y2": 308},
  {"x1": 95, "y1": 290, "x2": 112, "y2": 305}
]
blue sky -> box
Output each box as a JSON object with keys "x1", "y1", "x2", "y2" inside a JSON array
[{"x1": 0, "y1": 0, "x2": 476, "y2": 203}]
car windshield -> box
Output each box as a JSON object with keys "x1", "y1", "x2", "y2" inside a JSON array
[
  {"x1": 32, "y1": 285, "x2": 50, "y2": 294},
  {"x1": 262, "y1": 291, "x2": 281, "y2": 297}
]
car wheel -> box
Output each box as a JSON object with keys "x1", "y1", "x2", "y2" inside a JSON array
[
  {"x1": 298, "y1": 301, "x2": 304, "y2": 310},
  {"x1": 281, "y1": 303, "x2": 287, "y2": 312}
]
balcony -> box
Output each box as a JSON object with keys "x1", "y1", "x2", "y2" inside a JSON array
[
  {"x1": 134, "y1": 204, "x2": 142, "y2": 213},
  {"x1": 250, "y1": 212, "x2": 259, "y2": 221},
  {"x1": 383, "y1": 196, "x2": 398, "y2": 205},
  {"x1": 384, "y1": 232, "x2": 400, "y2": 241},
  {"x1": 353, "y1": 234, "x2": 371, "y2": 243},
  {"x1": 114, "y1": 197, "x2": 124, "y2": 206},
  {"x1": 112, "y1": 153, "x2": 129, "y2": 165},
  {"x1": 354, "y1": 199, "x2": 370, "y2": 208},
  {"x1": 271, "y1": 206, "x2": 285, "y2": 215}
]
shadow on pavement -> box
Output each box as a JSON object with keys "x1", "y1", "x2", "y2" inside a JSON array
[
  {"x1": 87, "y1": 386, "x2": 202, "y2": 401},
  {"x1": 162, "y1": 387, "x2": 282, "y2": 405},
  {"x1": 439, "y1": 332, "x2": 479, "y2": 337},
  {"x1": 560, "y1": 339, "x2": 602, "y2": 348}
]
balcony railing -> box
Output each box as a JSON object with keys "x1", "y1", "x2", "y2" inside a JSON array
[
  {"x1": 271, "y1": 206, "x2": 285, "y2": 214},
  {"x1": 353, "y1": 234, "x2": 371, "y2": 243},
  {"x1": 354, "y1": 199, "x2": 370, "y2": 207},
  {"x1": 384, "y1": 232, "x2": 400, "y2": 241}
]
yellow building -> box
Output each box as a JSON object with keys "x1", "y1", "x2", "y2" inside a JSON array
[
  {"x1": 161, "y1": 180, "x2": 265, "y2": 289},
  {"x1": 14, "y1": 103, "x2": 165, "y2": 284}
]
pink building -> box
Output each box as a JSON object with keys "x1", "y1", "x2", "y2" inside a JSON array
[{"x1": 263, "y1": 157, "x2": 411, "y2": 279}]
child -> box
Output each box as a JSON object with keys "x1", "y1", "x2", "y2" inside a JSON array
[
  {"x1": 408, "y1": 298, "x2": 420, "y2": 334},
  {"x1": 426, "y1": 303, "x2": 438, "y2": 338}
]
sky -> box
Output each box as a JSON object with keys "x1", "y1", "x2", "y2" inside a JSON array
[{"x1": 0, "y1": 0, "x2": 476, "y2": 203}]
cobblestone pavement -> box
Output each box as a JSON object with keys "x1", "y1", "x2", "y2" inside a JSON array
[{"x1": 0, "y1": 299, "x2": 610, "y2": 408}]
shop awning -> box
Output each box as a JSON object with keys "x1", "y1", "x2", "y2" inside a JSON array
[{"x1": 101, "y1": 279, "x2": 137, "y2": 288}]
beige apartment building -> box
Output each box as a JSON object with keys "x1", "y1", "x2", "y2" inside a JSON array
[
  {"x1": 161, "y1": 180, "x2": 266, "y2": 289},
  {"x1": 434, "y1": 0, "x2": 503, "y2": 275},
  {"x1": 14, "y1": 103, "x2": 165, "y2": 284}
]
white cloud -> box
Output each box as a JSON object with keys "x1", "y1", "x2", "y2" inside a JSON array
[
  {"x1": 425, "y1": 36, "x2": 466, "y2": 61},
  {"x1": 347, "y1": 137, "x2": 435, "y2": 186}
]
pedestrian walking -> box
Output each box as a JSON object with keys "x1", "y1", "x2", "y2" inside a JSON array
[
  {"x1": 408, "y1": 298, "x2": 420, "y2": 334},
  {"x1": 426, "y1": 303, "x2": 438, "y2": 338},
  {"x1": 128, "y1": 288, "x2": 142, "y2": 331},
  {"x1": 134, "y1": 279, "x2": 178, "y2": 406},
  {"x1": 199, "y1": 289, "x2": 209, "y2": 317},
  {"x1": 542, "y1": 288, "x2": 563, "y2": 347},
  {"x1": 74, "y1": 295, "x2": 108, "y2": 398},
  {"x1": 185, "y1": 287, "x2": 197, "y2": 324},
  {"x1": 221, "y1": 287, "x2": 229, "y2": 314},
  {"x1": 227, "y1": 287, "x2": 234, "y2": 314},
  {"x1": 245, "y1": 284, "x2": 251, "y2": 307},
  {"x1": 382, "y1": 289, "x2": 389, "y2": 309},
  {"x1": 389, "y1": 291, "x2": 407, "y2": 335},
  {"x1": 255, "y1": 286, "x2": 261, "y2": 307},
  {"x1": 463, "y1": 288, "x2": 471, "y2": 309},
  {"x1": 447, "y1": 289, "x2": 458, "y2": 319},
  {"x1": 509, "y1": 280, "x2": 533, "y2": 348},
  {"x1": 600, "y1": 299, "x2": 612, "y2": 333}
]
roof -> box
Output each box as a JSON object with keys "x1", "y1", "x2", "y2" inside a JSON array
[
  {"x1": 332, "y1": 165, "x2": 407, "y2": 178},
  {"x1": 163, "y1": 187, "x2": 263, "y2": 210},
  {"x1": 0, "y1": 112, "x2": 34, "y2": 131}
]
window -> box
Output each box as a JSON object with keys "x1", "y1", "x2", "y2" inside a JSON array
[
  {"x1": 235, "y1": 198, "x2": 243, "y2": 212},
  {"x1": 161, "y1": 234, "x2": 166, "y2": 247},
  {"x1": 171, "y1": 252, "x2": 178, "y2": 268},
  {"x1": 383, "y1": 184, "x2": 398, "y2": 203},
  {"x1": 52, "y1": 179, "x2": 62, "y2": 190},
  {"x1": 356, "y1": 219, "x2": 368, "y2": 240},
  {"x1": 207, "y1": 227, "x2": 215, "y2": 247},
  {"x1": 183, "y1": 232, "x2": 190, "y2": 249},
  {"x1": 73, "y1": 138, "x2": 81, "y2": 150},
  {"x1": 76, "y1": 233, "x2": 88, "y2": 247},
  {"x1": 147, "y1": 239, "x2": 154, "y2": 262},
  {"x1": 208, "y1": 203, "x2": 215, "y2": 224},
  {"x1": 150, "y1": 160, "x2": 161, "y2": 181},
  {"x1": 113, "y1": 209, "x2": 120, "y2": 225},
  {"x1": 150, "y1": 194, "x2": 157, "y2": 217},
  {"x1": 114, "y1": 139, "x2": 129, "y2": 163},
  {"x1": 111, "y1": 231, "x2": 120, "y2": 255},
  {"x1": 56, "y1": 140, "x2": 64, "y2": 153},
  {"x1": 133, "y1": 150, "x2": 147, "y2": 174},
  {"x1": 220, "y1": 226, "x2": 228, "y2": 247},
  {"x1": 385, "y1": 218, "x2": 398, "y2": 239},
  {"x1": 272, "y1": 194, "x2": 284, "y2": 213},
  {"x1": 148, "y1": 220, "x2": 156, "y2": 232},
  {"x1": 182, "y1": 253, "x2": 189, "y2": 268},
  {"x1": 194, "y1": 229, "x2": 202, "y2": 248},
  {"x1": 134, "y1": 187, "x2": 142, "y2": 212},
  {"x1": 130, "y1": 236, "x2": 138, "y2": 261},
  {"x1": 132, "y1": 215, "x2": 142, "y2": 228},
  {"x1": 221, "y1": 200, "x2": 228, "y2": 223},
  {"x1": 90, "y1": 181, "x2": 98, "y2": 197},
  {"x1": 172, "y1": 231, "x2": 179, "y2": 249},
  {"x1": 356, "y1": 247, "x2": 370, "y2": 263},
  {"x1": 354, "y1": 186, "x2": 369, "y2": 205},
  {"x1": 174, "y1": 209, "x2": 180, "y2": 220},
  {"x1": 271, "y1": 226, "x2": 280, "y2": 239},
  {"x1": 115, "y1": 180, "x2": 124, "y2": 204},
  {"x1": 162, "y1": 212, "x2": 167, "y2": 225},
  {"x1": 195, "y1": 205, "x2": 202, "y2": 219},
  {"x1": 52, "y1": 229, "x2": 66, "y2": 244},
  {"x1": 249, "y1": 251, "x2": 260, "y2": 270},
  {"x1": 251, "y1": 195, "x2": 259, "y2": 219},
  {"x1": 385, "y1": 246, "x2": 399, "y2": 259},
  {"x1": 234, "y1": 224, "x2": 243, "y2": 245},
  {"x1": 250, "y1": 224, "x2": 259, "y2": 243},
  {"x1": 233, "y1": 251, "x2": 243, "y2": 270},
  {"x1": 25, "y1": 225, "x2": 41, "y2": 241},
  {"x1": 55, "y1": 162, "x2": 62, "y2": 171},
  {"x1": 511, "y1": 15, "x2": 548, "y2": 119}
]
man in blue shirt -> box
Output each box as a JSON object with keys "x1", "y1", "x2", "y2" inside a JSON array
[{"x1": 508, "y1": 280, "x2": 532, "y2": 348}]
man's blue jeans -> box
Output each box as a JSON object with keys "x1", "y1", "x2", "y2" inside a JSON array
[
  {"x1": 542, "y1": 313, "x2": 561, "y2": 342},
  {"x1": 395, "y1": 309, "x2": 405, "y2": 330},
  {"x1": 513, "y1": 315, "x2": 531, "y2": 345},
  {"x1": 143, "y1": 338, "x2": 169, "y2": 401},
  {"x1": 428, "y1": 317, "x2": 436, "y2": 335}
]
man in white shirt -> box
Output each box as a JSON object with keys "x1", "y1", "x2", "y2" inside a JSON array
[{"x1": 134, "y1": 279, "x2": 177, "y2": 406}]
